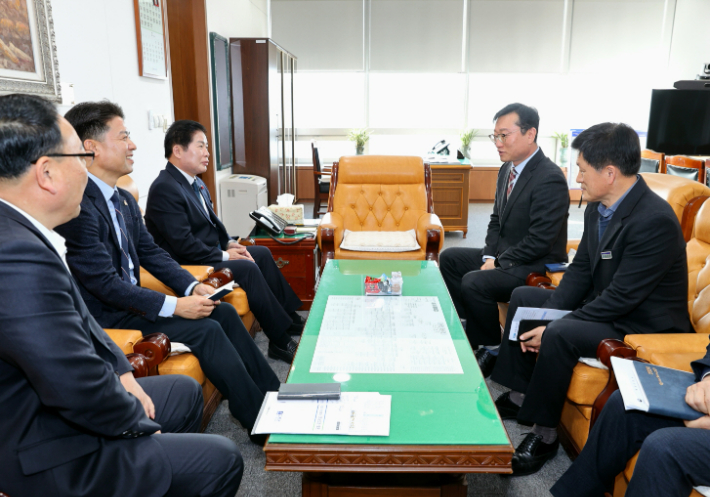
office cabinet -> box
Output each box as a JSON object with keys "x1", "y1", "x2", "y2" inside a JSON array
[
  {"x1": 431, "y1": 163, "x2": 472, "y2": 237},
  {"x1": 230, "y1": 38, "x2": 297, "y2": 205}
]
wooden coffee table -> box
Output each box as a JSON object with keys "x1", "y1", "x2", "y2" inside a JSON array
[{"x1": 264, "y1": 260, "x2": 513, "y2": 495}]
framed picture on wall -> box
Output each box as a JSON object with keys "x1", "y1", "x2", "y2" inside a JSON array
[
  {"x1": 133, "y1": 0, "x2": 167, "y2": 79},
  {"x1": 0, "y1": 0, "x2": 61, "y2": 102},
  {"x1": 209, "y1": 32, "x2": 233, "y2": 171}
]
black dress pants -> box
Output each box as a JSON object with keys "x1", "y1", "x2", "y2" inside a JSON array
[
  {"x1": 213, "y1": 245, "x2": 302, "y2": 343},
  {"x1": 490, "y1": 286, "x2": 624, "y2": 427},
  {"x1": 551, "y1": 391, "x2": 710, "y2": 497},
  {"x1": 125, "y1": 376, "x2": 243, "y2": 497},
  {"x1": 440, "y1": 247, "x2": 526, "y2": 346},
  {"x1": 118, "y1": 302, "x2": 280, "y2": 430}
]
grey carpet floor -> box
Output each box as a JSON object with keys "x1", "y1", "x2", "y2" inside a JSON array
[{"x1": 206, "y1": 202, "x2": 586, "y2": 496}]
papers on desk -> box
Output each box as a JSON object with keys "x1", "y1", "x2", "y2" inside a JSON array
[
  {"x1": 252, "y1": 391, "x2": 392, "y2": 436},
  {"x1": 508, "y1": 307, "x2": 571, "y2": 341},
  {"x1": 310, "y1": 296, "x2": 463, "y2": 374},
  {"x1": 424, "y1": 154, "x2": 457, "y2": 164}
]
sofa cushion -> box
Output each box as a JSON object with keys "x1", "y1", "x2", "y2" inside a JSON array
[
  {"x1": 157, "y1": 353, "x2": 205, "y2": 384},
  {"x1": 340, "y1": 229, "x2": 420, "y2": 252},
  {"x1": 566, "y1": 363, "x2": 609, "y2": 405}
]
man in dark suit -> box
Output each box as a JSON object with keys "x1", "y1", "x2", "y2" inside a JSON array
[
  {"x1": 440, "y1": 103, "x2": 569, "y2": 375},
  {"x1": 490, "y1": 122, "x2": 691, "y2": 476},
  {"x1": 0, "y1": 93, "x2": 242, "y2": 496},
  {"x1": 55, "y1": 101, "x2": 280, "y2": 443},
  {"x1": 144, "y1": 120, "x2": 302, "y2": 363},
  {"x1": 551, "y1": 345, "x2": 710, "y2": 496}
]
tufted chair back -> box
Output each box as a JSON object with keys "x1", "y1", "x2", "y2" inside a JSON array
[
  {"x1": 687, "y1": 199, "x2": 710, "y2": 332},
  {"x1": 331, "y1": 155, "x2": 432, "y2": 232}
]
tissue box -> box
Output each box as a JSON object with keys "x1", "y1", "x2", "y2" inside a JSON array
[{"x1": 267, "y1": 204, "x2": 304, "y2": 225}]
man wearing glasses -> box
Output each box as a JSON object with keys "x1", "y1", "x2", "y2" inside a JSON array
[
  {"x1": 440, "y1": 103, "x2": 569, "y2": 377},
  {"x1": 0, "y1": 94, "x2": 242, "y2": 496},
  {"x1": 55, "y1": 101, "x2": 280, "y2": 445}
]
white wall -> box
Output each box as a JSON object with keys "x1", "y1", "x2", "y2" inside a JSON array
[{"x1": 52, "y1": 0, "x2": 173, "y2": 206}]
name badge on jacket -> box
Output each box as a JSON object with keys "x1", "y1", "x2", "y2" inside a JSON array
[{"x1": 601, "y1": 251, "x2": 612, "y2": 260}]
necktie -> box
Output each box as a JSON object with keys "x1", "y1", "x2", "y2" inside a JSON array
[
  {"x1": 192, "y1": 180, "x2": 203, "y2": 203},
  {"x1": 109, "y1": 191, "x2": 132, "y2": 283},
  {"x1": 506, "y1": 166, "x2": 518, "y2": 199}
]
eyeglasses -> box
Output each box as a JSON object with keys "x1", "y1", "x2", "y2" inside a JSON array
[
  {"x1": 33, "y1": 152, "x2": 96, "y2": 166},
  {"x1": 488, "y1": 129, "x2": 520, "y2": 144}
]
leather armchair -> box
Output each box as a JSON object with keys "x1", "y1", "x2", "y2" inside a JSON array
[
  {"x1": 317, "y1": 155, "x2": 444, "y2": 270},
  {"x1": 104, "y1": 328, "x2": 170, "y2": 378}
]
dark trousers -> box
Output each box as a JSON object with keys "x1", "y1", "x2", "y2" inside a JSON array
[
  {"x1": 131, "y1": 375, "x2": 244, "y2": 497},
  {"x1": 440, "y1": 247, "x2": 526, "y2": 346},
  {"x1": 119, "y1": 302, "x2": 280, "y2": 430},
  {"x1": 214, "y1": 245, "x2": 302, "y2": 344},
  {"x1": 490, "y1": 286, "x2": 624, "y2": 427},
  {"x1": 551, "y1": 391, "x2": 710, "y2": 497}
]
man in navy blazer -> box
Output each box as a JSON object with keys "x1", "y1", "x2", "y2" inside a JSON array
[
  {"x1": 55, "y1": 101, "x2": 280, "y2": 442},
  {"x1": 551, "y1": 346, "x2": 710, "y2": 496},
  {"x1": 490, "y1": 123, "x2": 691, "y2": 476},
  {"x1": 0, "y1": 94, "x2": 242, "y2": 496},
  {"x1": 144, "y1": 120, "x2": 302, "y2": 363}
]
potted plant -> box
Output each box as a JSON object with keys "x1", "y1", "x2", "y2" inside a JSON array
[
  {"x1": 459, "y1": 128, "x2": 479, "y2": 159},
  {"x1": 348, "y1": 128, "x2": 373, "y2": 155},
  {"x1": 553, "y1": 131, "x2": 570, "y2": 168}
]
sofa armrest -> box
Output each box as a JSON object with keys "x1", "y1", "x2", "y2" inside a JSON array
[
  {"x1": 589, "y1": 339, "x2": 640, "y2": 427},
  {"x1": 126, "y1": 353, "x2": 149, "y2": 378},
  {"x1": 105, "y1": 328, "x2": 144, "y2": 355},
  {"x1": 526, "y1": 272, "x2": 556, "y2": 290},
  {"x1": 317, "y1": 212, "x2": 343, "y2": 270},
  {"x1": 140, "y1": 266, "x2": 214, "y2": 296},
  {"x1": 624, "y1": 333, "x2": 709, "y2": 360},
  {"x1": 567, "y1": 239, "x2": 581, "y2": 252},
  {"x1": 133, "y1": 332, "x2": 171, "y2": 369},
  {"x1": 416, "y1": 213, "x2": 443, "y2": 261}
]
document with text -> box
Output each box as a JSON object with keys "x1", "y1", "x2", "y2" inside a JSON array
[
  {"x1": 309, "y1": 296, "x2": 463, "y2": 374},
  {"x1": 252, "y1": 391, "x2": 392, "y2": 436},
  {"x1": 508, "y1": 307, "x2": 571, "y2": 341}
]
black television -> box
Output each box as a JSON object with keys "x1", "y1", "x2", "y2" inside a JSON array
[{"x1": 646, "y1": 89, "x2": 710, "y2": 155}]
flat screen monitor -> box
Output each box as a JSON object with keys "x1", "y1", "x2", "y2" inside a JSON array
[{"x1": 646, "y1": 89, "x2": 710, "y2": 155}]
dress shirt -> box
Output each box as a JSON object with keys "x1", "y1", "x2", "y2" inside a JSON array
[
  {"x1": 0, "y1": 198, "x2": 70, "y2": 272},
  {"x1": 89, "y1": 174, "x2": 196, "y2": 316},
  {"x1": 597, "y1": 176, "x2": 639, "y2": 241},
  {"x1": 483, "y1": 147, "x2": 540, "y2": 262},
  {"x1": 174, "y1": 166, "x2": 231, "y2": 262}
]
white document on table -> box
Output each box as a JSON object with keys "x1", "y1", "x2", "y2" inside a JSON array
[
  {"x1": 252, "y1": 391, "x2": 392, "y2": 436},
  {"x1": 310, "y1": 296, "x2": 463, "y2": 374},
  {"x1": 508, "y1": 307, "x2": 572, "y2": 341}
]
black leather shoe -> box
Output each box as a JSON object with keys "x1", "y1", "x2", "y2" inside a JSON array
[
  {"x1": 494, "y1": 391, "x2": 521, "y2": 420},
  {"x1": 476, "y1": 347, "x2": 497, "y2": 378},
  {"x1": 287, "y1": 312, "x2": 304, "y2": 335},
  {"x1": 268, "y1": 339, "x2": 298, "y2": 363},
  {"x1": 512, "y1": 433, "x2": 559, "y2": 476}
]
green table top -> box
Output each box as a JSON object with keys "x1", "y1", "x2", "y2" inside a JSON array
[{"x1": 268, "y1": 260, "x2": 509, "y2": 446}]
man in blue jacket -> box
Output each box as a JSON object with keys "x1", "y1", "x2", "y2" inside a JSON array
[{"x1": 55, "y1": 101, "x2": 280, "y2": 442}]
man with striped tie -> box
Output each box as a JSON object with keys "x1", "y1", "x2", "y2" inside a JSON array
[
  {"x1": 55, "y1": 101, "x2": 280, "y2": 445},
  {"x1": 439, "y1": 103, "x2": 569, "y2": 377}
]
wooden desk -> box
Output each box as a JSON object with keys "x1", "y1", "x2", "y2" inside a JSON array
[
  {"x1": 430, "y1": 161, "x2": 473, "y2": 237},
  {"x1": 265, "y1": 260, "x2": 513, "y2": 495}
]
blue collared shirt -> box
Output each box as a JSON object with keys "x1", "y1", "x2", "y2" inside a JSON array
[
  {"x1": 88, "y1": 174, "x2": 194, "y2": 317},
  {"x1": 597, "y1": 176, "x2": 639, "y2": 240}
]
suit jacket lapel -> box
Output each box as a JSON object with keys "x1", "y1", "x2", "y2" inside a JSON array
[
  {"x1": 166, "y1": 163, "x2": 215, "y2": 226},
  {"x1": 500, "y1": 151, "x2": 542, "y2": 226},
  {"x1": 86, "y1": 180, "x2": 121, "y2": 250}
]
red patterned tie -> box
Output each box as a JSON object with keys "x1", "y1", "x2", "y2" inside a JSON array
[{"x1": 506, "y1": 167, "x2": 517, "y2": 199}]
